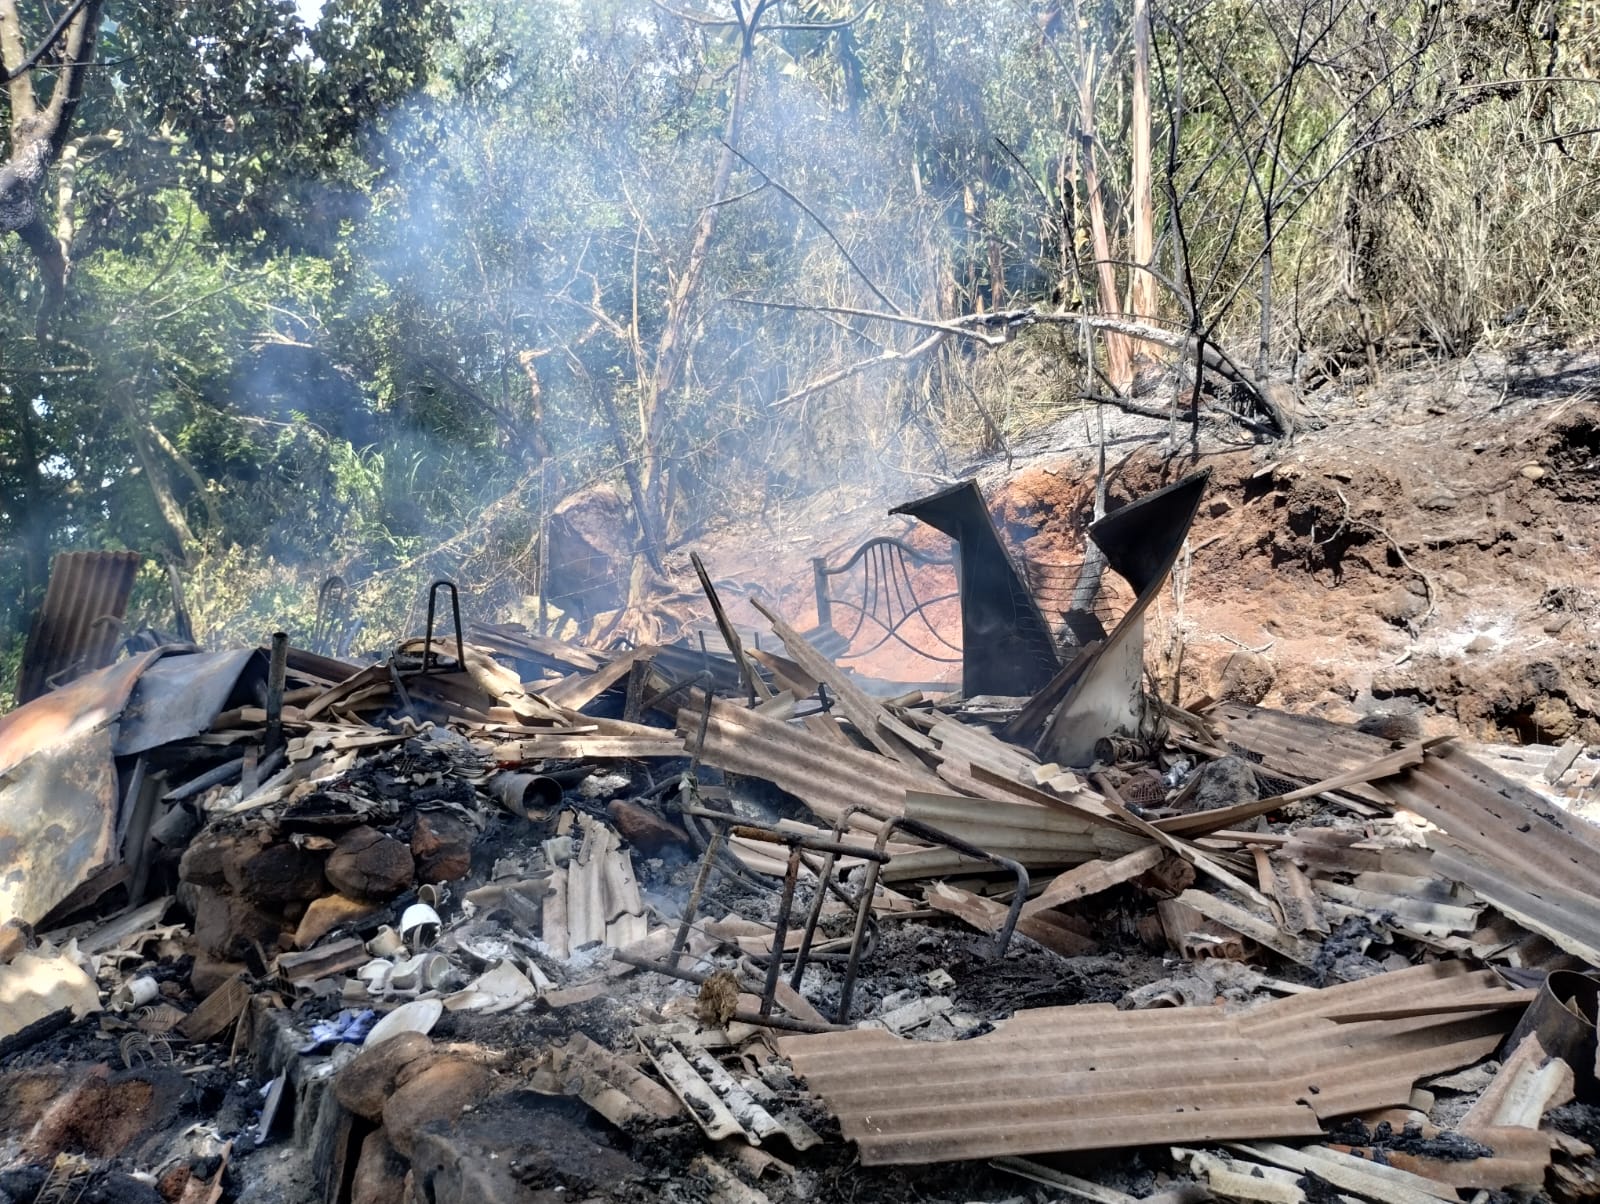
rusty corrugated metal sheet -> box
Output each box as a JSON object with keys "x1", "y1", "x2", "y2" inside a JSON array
[
  {"x1": 0, "y1": 650, "x2": 161, "y2": 927},
  {"x1": 677, "y1": 700, "x2": 932, "y2": 830},
  {"x1": 778, "y1": 962, "x2": 1520, "y2": 1165},
  {"x1": 0, "y1": 647, "x2": 262, "y2": 927},
  {"x1": 1376, "y1": 743, "x2": 1600, "y2": 965},
  {"x1": 17, "y1": 550, "x2": 143, "y2": 704},
  {"x1": 1208, "y1": 702, "x2": 1398, "y2": 802}
]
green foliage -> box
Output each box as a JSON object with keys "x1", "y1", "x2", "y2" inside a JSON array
[{"x1": 2, "y1": 0, "x2": 1597, "y2": 704}]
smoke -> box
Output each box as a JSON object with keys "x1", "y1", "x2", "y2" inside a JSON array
[{"x1": 3, "y1": 0, "x2": 1066, "y2": 672}]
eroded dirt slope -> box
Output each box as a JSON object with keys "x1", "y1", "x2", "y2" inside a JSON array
[{"x1": 698, "y1": 347, "x2": 1600, "y2": 744}]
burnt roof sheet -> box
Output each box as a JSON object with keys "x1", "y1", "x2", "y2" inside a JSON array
[
  {"x1": 17, "y1": 550, "x2": 143, "y2": 704},
  {"x1": 778, "y1": 962, "x2": 1518, "y2": 1165},
  {"x1": 1377, "y1": 742, "x2": 1600, "y2": 964}
]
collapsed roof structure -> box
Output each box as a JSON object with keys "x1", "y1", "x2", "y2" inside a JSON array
[{"x1": 1, "y1": 476, "x2": 1598, "y2": 1204}]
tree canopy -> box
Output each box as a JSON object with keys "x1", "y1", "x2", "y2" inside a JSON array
[{"x1": 2, "y1": 0, "x2": 1596, "y2": 702}]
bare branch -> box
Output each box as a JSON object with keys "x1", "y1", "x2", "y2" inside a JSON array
[
  {"x1": 1, "y1": 0, "x2": 90, "y2": 84},
  {"x1": 721, "y1": 140, "x2": 902, "y2": 314}
]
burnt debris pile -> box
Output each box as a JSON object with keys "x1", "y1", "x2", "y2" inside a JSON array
[{"x1": 3, "y1": 476, "x2": 1600, "y2": 1204}]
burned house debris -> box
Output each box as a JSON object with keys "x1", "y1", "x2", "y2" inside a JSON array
[{"x1": 3, "y1": 474, "x2": 1600, "y2": 1204}]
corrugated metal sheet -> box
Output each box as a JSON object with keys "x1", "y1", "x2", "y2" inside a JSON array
[
  {"x1": 677, "y1": 701, "x2": 933, "y2": 831},
  {"x1": 904, "y1": 791, "x2": 1146, "y2": 866},
  {"x1": 1376, "y1": 744, "x2": 1600, "y2": 965},
  {"x1": 116, "y1": 649, "x2": 262, "y2": 755},
  {"x1": 1209, "y1": 702, "x2": 1396, "y2": 803},
  {"x1": 17, "y1": 550, "x2": 143, "y2": 704},
  {"x1": 927, "y1": 717, "x2": 1040, "y2": 781},
  {"x1": 778, "y1": 962, "x2": 1520, "y2": 1165}
]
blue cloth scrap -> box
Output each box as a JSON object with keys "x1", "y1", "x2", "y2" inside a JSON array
[{"x1": 297, "y1": 1008, "x2": 376, "y2": 1053}]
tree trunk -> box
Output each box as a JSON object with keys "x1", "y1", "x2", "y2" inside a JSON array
[
  {"x1": 5, "y1": 378, "x2": 49, "y2": 601},
  {"x1": 0, "y1": 0, "x2": 107, "y2": 329},
  {"x1": 1070, "y1": 0, "x2": 1134, "y2": 392},
  {"x1": 1129, "y1": 0, "x2": 1156, "y2": 324},
  {"x1": 1257, "y1": 219, "x2": 1274, "y2": 380},
  {"x1": 122, "y1": 400, "x2": 198, "y2": 563},
  {"x1": 640, "y1": 14, "x2": 761, "y2": 552}
]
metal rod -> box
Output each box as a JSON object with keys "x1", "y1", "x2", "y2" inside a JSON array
[
  {"x1": 163, "y1": 754, "x2": 245, "y2": 802},
  {"x1": 670, "y1": 824, "x2": 722, "y2": 969},
  {"x1": 422, "y1": 580, "x2": 466, "y2": 674},
  {"x1": 822, "y1": 801, "x2": 1031, "y2": 1023},
  {"x1": 761, "y1": 847, "x2": 803, "y2": 1018},
  {"x1": 872, "y1": 810, "x2": 1030, "y2": 961},
  {"x1": 790, "y1": 844, "x2": 840, "y2": 991},
  {"x1": 836, "y1": 848, "x2": 884, "y2": 1023},
  {"x1": 679, "y1": 804, "x2": 890, "y2": 862},
  {"x1": 265, "y1": 632, "x2": 289, "y2": 757}
]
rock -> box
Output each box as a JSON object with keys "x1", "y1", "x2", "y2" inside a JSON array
[
  {"x1": 351, "y1": 1129, "x2": 408, "y2": 1204},
  {"x1": 1374, "y1": 586, "x2": 1426, "y2": 626},
  {"x1": 1207, "y1": 499, "x2": 1234, "y2": 518},
  {"x1": 191, "y1": 886, "x2": 284, "y2": 961},
  {"x1": 293, "y1": 894, "x2": 382, "y2": 949},
  {"x1": 178, "y1": 835, "x2": 235, "y2": 888},
  {"x1": 226, "y1": 840, "x2": 329, "y2": 906},
  {"x1": 189, "y1": 955, "x2": 247, "y2": 997},
  {"x1": 326, "y1": 827, "x2": 414, "y2": 900},
  {"x1": 1185, "y1": 756, "x2": 1260, "y2": 813},
  {"x1": 0, "y1": 919, "x2": 28, "y2": 963},
  {"x1": 411, "y1": 813, "x2": 473, "y2": 884},
  {"x1": 382, "y1": 1058, "x2": 496, "y2": 1160},
  {"x1": 1355, "y1": 711, "x2": 1422, "y2": 741},
  {"x1": 1213, "y1": 650, "x2": 1275, "y2": 705},
  {"x1": 605, "y1": 800, "x2": 690, "y2": 855},
  {"x1": 407, "y1": 1091, "x2": 645, "y2": 1204},
  {"x1": 1545, "y1": 614, "x2": 1573, "y2": 635},
  {"x1": 1464, "y1": 634, "x2": 1495, "y2": 654},
  {"x1": 1531, "y1": 695, "x2": 1579, "y2": 742},
  {"x1": 334, "y1": 1032, "x2": 436, "y2": 1121},
  {"x1": 545, "y1": 483, "x2": 634, "y2": 620},
  {"x1": 1521, "y1": 464, "x2": 1546, "y2": 481}
]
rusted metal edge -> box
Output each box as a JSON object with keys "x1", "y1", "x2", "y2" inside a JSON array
[{"x1": 18, "y1": 550, "x2": 143, "y2": 703}]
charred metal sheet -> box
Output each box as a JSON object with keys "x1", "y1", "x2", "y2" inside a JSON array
[
  {"x1": 17, "y1": 550, "x2": 143, "y2": 703},
  {"x1": 778, "y1": 962, "x2": 1518, "y2": 1165},
  {"x1": 0, "y1": 650, "x2": 164, "y2": 928},
  {"x1": 891, "y1": 480, "x2": 1058, "y2": 697},
  {"x1": 1208, "y1": 701, "x2": 1397, "y2": 803},
  {"x1": 115, "y1": 649, "x2": 264, "y2": 756},
  {"x1": 1377, "y1": 743, "x2": 1600, "y2": 965},
  {"x1": 0, "y1": 646, "x2": 261, "y2": 928},
  {"x1": 677, "y1": 701, "x2": 932, "y2": 831},
  {"x1": 1038, "y1": 472, "x2": 1209, "y2": 766}
]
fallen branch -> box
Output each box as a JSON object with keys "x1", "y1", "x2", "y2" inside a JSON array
[{"x1": 738, "y1": 299, "x2": 1295, "y2": 437}]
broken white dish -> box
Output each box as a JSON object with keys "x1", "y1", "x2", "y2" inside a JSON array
[
  {"x1": 363, "y1": 997, "x2": 442, "y2": 1048},
  {"x1": 443, "y1": 960, "x2": 538, "y2": 1014}
]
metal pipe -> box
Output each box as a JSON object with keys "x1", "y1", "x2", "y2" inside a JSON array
[
  {"x1": 487, "y1": 772, "x2": 564, "y2": 819},
  {"x1": 265, "y1": 632, "x2": 289, "y2": 756},
  {"x1": 761, "y1": 847, "x2": 803, "y2": 1018},
  {"x1": 163, "y1": 754, "x2": 245, "y2": 802},
  {"x1": 679, "y1": 804, "x2": 890, "y2": 863},
  {"x1": 423, "y1": 580, "x2": 466, "y2": 674},
  {"x1": 670, "y1": 824, "x2": 722, "y2": 969}
]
